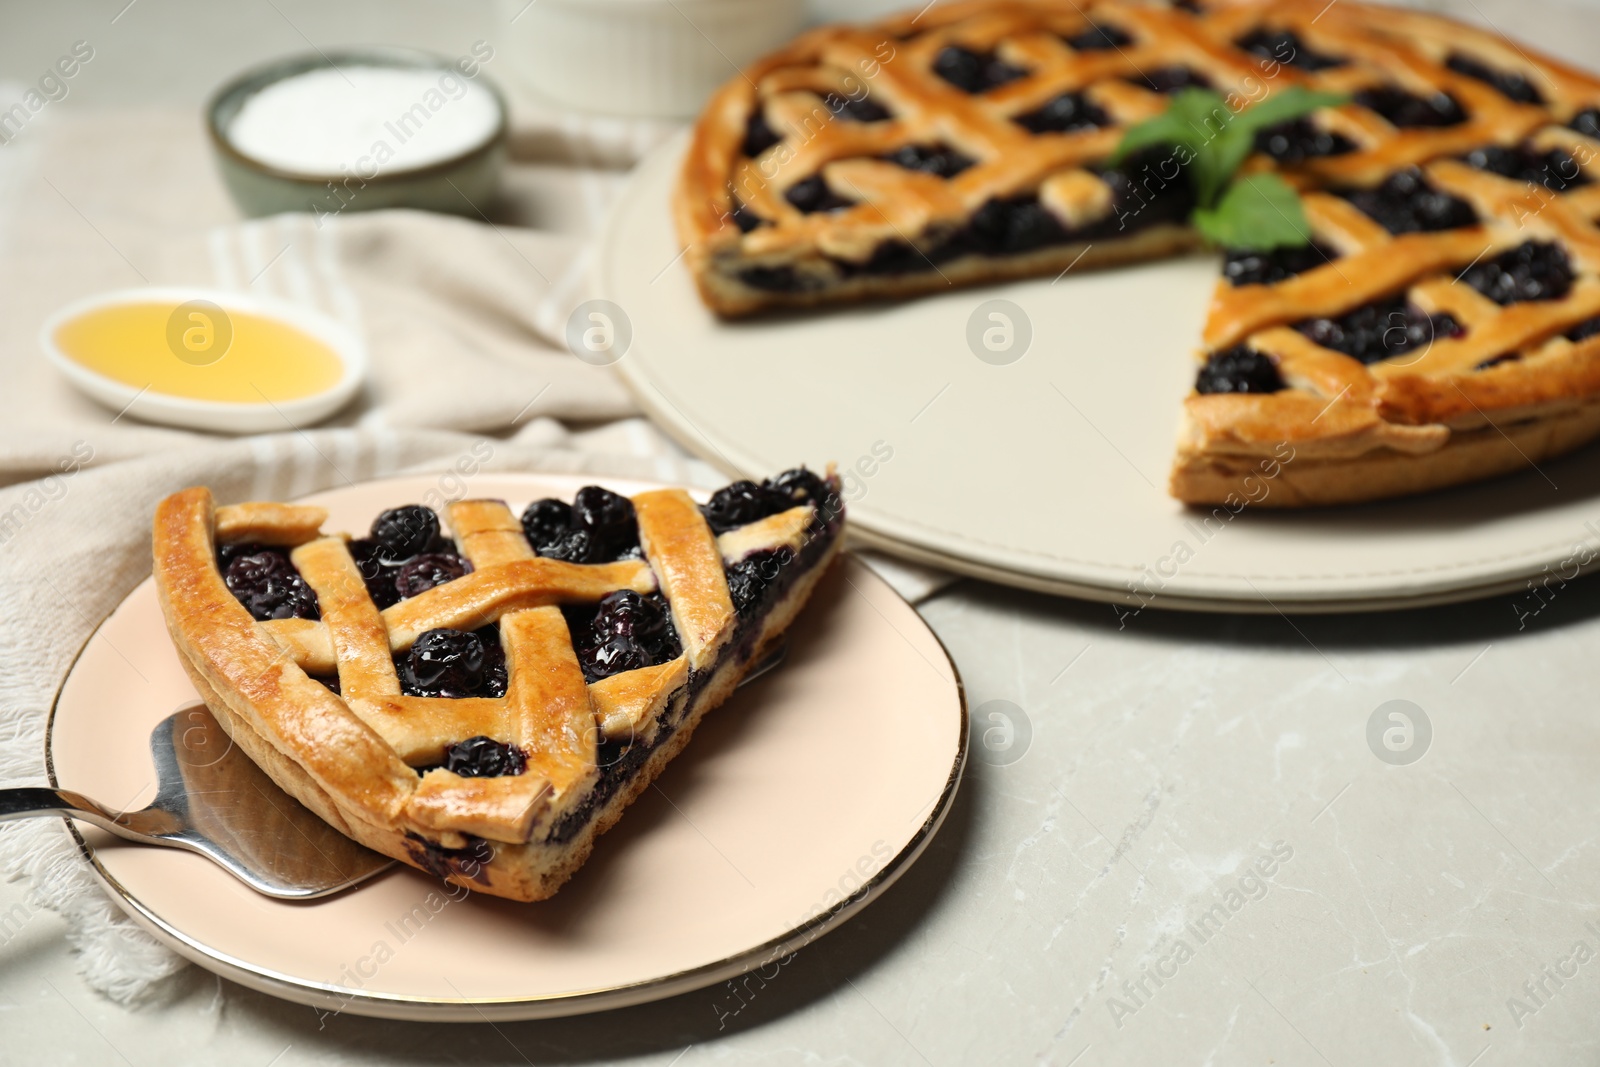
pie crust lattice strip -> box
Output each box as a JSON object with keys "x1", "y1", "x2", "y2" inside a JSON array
[
  {"x1": 675, "y1": 0, "x2": 1600, "y2": 506},
  {"x1": 153, "y1": 472, "x2": 845, "y2": 901}
]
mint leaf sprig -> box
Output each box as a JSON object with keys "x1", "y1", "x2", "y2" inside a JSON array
[{"x1": 1109, "y1": 86, "x2": 1348, "y2": 251}]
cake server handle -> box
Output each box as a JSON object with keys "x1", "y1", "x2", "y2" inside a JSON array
[{"x1": 0, "y1": 786, "x2": 180, "y2": 841}]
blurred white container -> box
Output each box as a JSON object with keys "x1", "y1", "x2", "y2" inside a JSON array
[
  {"x1": 806, "y1": 0, "x2": 913, "y2": 23},
  {"x1": 501, "y1": 0, "x2": 806, "y2": 119}
]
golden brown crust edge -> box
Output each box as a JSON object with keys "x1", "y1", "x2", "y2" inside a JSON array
[{"x1": 1170, "y1": 398, "x2": 1600, "y2": 507}]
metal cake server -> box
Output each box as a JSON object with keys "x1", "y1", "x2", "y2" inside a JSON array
[
  {"x1": 2, "y1": 703, "x2": 394, "y2": 900},
  {"x1": 0, "y1": 641, "x2": 790, "y2": 900}
]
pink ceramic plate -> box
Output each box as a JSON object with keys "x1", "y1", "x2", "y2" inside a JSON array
[{"x1": 47, "y1": 473, "x2": 966, "y2": 1021}]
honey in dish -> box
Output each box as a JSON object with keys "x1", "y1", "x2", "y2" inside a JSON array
[{"x1": 55, "y1": 301, "x2": 344, "y2": 403}]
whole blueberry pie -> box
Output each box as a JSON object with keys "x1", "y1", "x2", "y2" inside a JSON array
[
  {"x1": 152, "y1": 470, "x2": 845, "y2": 901},
  {"x1": 677, "y1": 0, "x2": 1600, "y2": 506}
]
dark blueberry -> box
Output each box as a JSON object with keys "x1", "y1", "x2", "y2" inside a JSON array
[
  {"x1": 882, "y1": 143, "x2": 976, "y2": 178},
  {"x1": 400, "y1": 629, "x2": 486, "y2": 699},
  {"x1": 1065, "y1": 22, "x2": 1132, "y2": 51},
  {"x1": 476, "y1": 627, "x2": 508, "y2": 697},
  {"x1": 1254, "y1": 117, "x2": 1355, "y2": 163},
  {"x1": 742, "y1": 110, "x2": 782, "y2": 156},
  {"x1": 223, "y1": 548, "x2": 319, "y2": 621},
  {"x1": 730, "y1": 200, "x2": 767, "y2": 233},
  {"x1": 725, "y1": 549, "x2": 794, "y2": 617},
  {"x1": 346, "y1": 538, "x2": 400, "y2": 609},
  {"x1": 1294, "y1": 297, "x2": 1465, "y2": 364},
  {"x1": 1015, "y1": 91, "x2": 1110, "y2": 134},
  {"x1": 1353, "y1": 86, "x2": 1466, "y2": 128},
  {"x1": 1222, "y1": 244, "x2": 1335, "y2": 287},
  {"x1": 764, "y1": 467, "x2": 831, "y2": 508},
  {"x1": 703, "y1": 480, "x2": 792, "y2": 534},
  {"x1": 1195, "y1": 347, "x2": 1284, "y2": 394},
  {"x1": 965, "y1": 195, "x2": 1070, "y2": 255},
  {"x1": 1475, "y1": 353, "x2": 1522, "y2": 370},
  {"x1": 1567, "y1": 315, "x2": 1600, "y2": 343},
  {"x1": 933, "y1": 46, "x2": 1028, "y2": 94},
  {"x1": 520, "y1": 498, "x2": 572, "y2": 555},
  {"x1": 785, "y1": 175, "x2": 854, "y2": 214},
  {"x1": 1131, "y1": 66, "x2": 1211, "y2": 94},
  {"x1": 738, "y1": 265, "x2": 817, "y2": 293},
  {"x1": 825, "y1": 92, "x2": 892, "y2": 122},
  {"x1": 315, "y1": 675, "x2": 341, "y2": 695},
  {"x1": 395, "y1": 552, "x2": 471, "y2": 599},
  {"x1": 856, "y1": 239, "x2": 937, "y2": 275},
  {"x1": 572, "y1": 486, "x2": 640, "y2": 560},
  {"x1": 1446, "y1": 53, "x2": 1544, "y2": 105},
  {"x1": 1234, "y1": 28, "x2": 1346, "y2": 71},
  {"x1": 1341, "y1": 167, "x2": 1477, "y2": 234},
  {"x1": 766, "y1": 466, "x2": 844, "y2": 528},
  {"x1": 1100, "y1": 146, "x2": 1196, "y2": 230},
  {"x1": 539, "y1": 527, "x2": 594, "y2": 564},
  {"x1": 1459, "y1": 241, "x2": 1573, "y2": 305},
  {"x1": 443, "y1": 736, "x2": 526, "y2": 778},
  {"x1": 1572, "y1": 108, "x2": 1600, "y2": 139},
  {"x1": 575, "y1": 590, "x2": 681, "y2": 683},
  {"x1": 370, "y1": 505, "x2": 440, "y2": 565},
  {"x1": 1462, "y1": 144, "x2": 1589, "y2": 192}
]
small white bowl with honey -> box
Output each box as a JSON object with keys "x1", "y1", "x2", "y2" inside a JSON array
[{"x1": 42, "y1": 288, "x2": 365, "y2": 434}]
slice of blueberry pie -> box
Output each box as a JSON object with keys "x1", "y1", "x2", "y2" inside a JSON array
[
  {"x1": 678, "y1": 0, "x2": 1600, "y2": 505},
  {"x1": 152, "y1": 469, "x2": 845, "y2": 901}
]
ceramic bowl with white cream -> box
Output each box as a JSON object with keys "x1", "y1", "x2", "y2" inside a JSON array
[{"x1": 207, "y1": 47, "x2": 508, "y2": 218}]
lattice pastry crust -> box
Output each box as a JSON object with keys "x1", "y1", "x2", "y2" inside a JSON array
[
  {"x1": 152, "y1": 479, "x2": 844, "y2": 902},
  {"x1": 676, "y1": 0, "x2": 1600, "y2": 506}
]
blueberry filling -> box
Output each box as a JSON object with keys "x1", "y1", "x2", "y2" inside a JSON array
[
  {"x1": 1446, "y1": 53, "x2": 1544, "y2": 104},
  {"x1": 726, "y1": 548, "x2": 795, "y2": 617},
  {"x1": 1131, "y1": 66, "x2": 1211, "y2": 93},
  {"x1": 519, "y1": 487, "x2": 640, "y2": 564},
  {"x1": 882, "y1": 143, "x2": 976, "y2": 178},
  {"x1": 1475, "y1": 353, "x2": 1521, "y2": 370},
  {"x1": 1014, "y1": 91, "x2": 1110, "y2": 134},
  {"x1": 370, "y1": 505, "x2": 443, "y2": 565},
  {"x1": 1234, "y1": 28, "x2": 1346, "y2": 71},
  {"x1": 314, "y1": 675, "x2": 341, "y2": 694},
  {"x1": 1065, "y1": 22, "x2": 1133, "y2": 51},
  {"x1": 572, "y1": 590, "x2": 682, "y2": 684},
  {"x1": 399, "y1": 628, "x2": 507, "y2": 699},
  {"x1": 742, "y1": 110, "x2": 782, "y2": 156},
  {"x1": 346, "y1": 538, "x2": 401, "y2": 609},
  {"x1": 1567, "y1": 316, "x2": 1600, "y2": 343},
  {"x1": 1195, "y1": 346, "x2": 1284, "y2": 394},
  {"x1": 1340, "y1": 167, "x2": 1477, "y2": 234},
  {"x1": 766, "y1": 466, "x2": 838, "y2": 515},
  {"x1": 1099, "y1": 146, "x2": 1197, "y2": 230},
  {"x1": 443, "y1": 736, "x2": 527, "y2": 778},
  {"x1": 702, "y1": 479, "x2": 795, "y2": 534},
  {"x1": 825, "y1": 92, "x2": 892, "y2": 122},
  {"x1": 730, "y1": 200, "x2": 767, "y2": 233},
  {"x1": 403, "y1": 832, "x2": 493, "y2": 884},
  {"x1": 1254, "y1": 117, "x2": 1356, "y2": 163},
  {"x1": 1353, "y1": 85, "x2": 1466, "y2": 128},
  {"x1": 394, "y1": 552, "x2": 471, "y2": 600},
  {"x1": 934, "y1": 46, "x2": 1028, "y2": 94},
  {"x1": 1572, "y1": 108, "x2": 1600, "y2": 140},
  {"x1": 1459, "y1": 241, "x2": 1573, "y2": 305},
  {"x1": 1222, "y1": 244, "x2": 1336, "y2": 287},
  {"x1": 1294, "y1": 297, "x2": 1464, "y2": 364},
  {"x1": 785, "y1": 175, "x2": 855, "y2": 214},
  {"x1": 964, "y1": 195, "x2": 1071, "y2": 254},
  {"x1": 1462, "y1": 144, "x2": 1589, "y2": 191},
  {"x1": 737, "y1": 265, "x2": 818, "y2": 293},
  {"x1": 221, "y1": 545, "x2": 320, "y2": 621}
]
